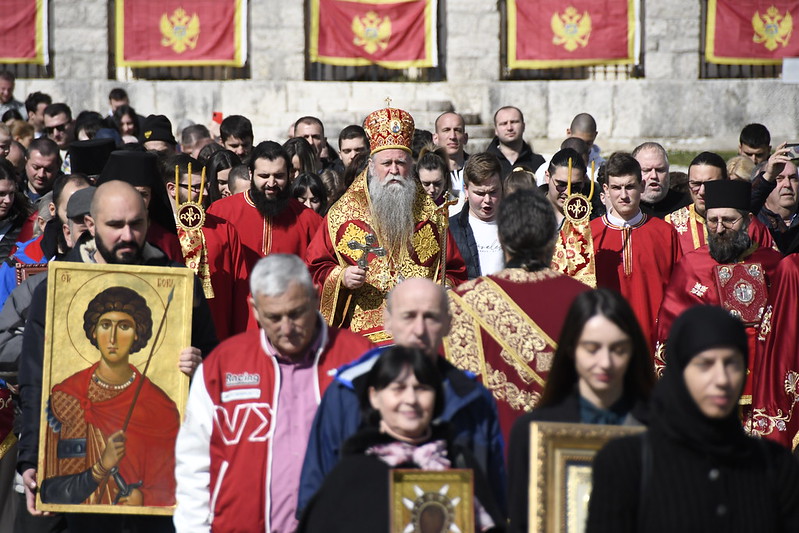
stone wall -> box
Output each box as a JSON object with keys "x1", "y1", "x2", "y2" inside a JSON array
[{"x1": 15, "y1": 0, "x2": 799, "y2": 152}]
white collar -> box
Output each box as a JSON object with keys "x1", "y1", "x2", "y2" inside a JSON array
[{"x1": 606, "y1": 209, "x2": 644, "y2": 227}]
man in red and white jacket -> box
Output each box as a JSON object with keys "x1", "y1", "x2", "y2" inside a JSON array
[{"x1": 174, "y1": 254, "x2": 372, "y2": 533}]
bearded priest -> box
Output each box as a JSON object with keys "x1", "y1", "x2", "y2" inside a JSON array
[{"x1": 306, "y1": 105, "x2": 467, "y2": 344}]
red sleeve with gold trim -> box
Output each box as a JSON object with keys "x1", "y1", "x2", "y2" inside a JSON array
[{"x1": 751, "y1": 255, "x2": 799, "y2": 450}]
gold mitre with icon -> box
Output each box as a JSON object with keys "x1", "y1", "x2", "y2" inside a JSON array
[
  {"x1": 550, "y1": 151, "x2": 597, "y2": 288},
  {"x1": 174, "y1": 161, "x2": 214, "y2": 299},
  {"x1": 363, "y1": 98, "x2": 415, "y2": 155}
]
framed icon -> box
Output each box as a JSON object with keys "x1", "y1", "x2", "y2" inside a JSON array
[
  {"x1": 37, "y1": 262, "x2": 194, "y2": 515},
  {"x1": 529, "y1": 421, "x2": 644, "y2": 533}
]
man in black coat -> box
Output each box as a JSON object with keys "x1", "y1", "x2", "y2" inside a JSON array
[{"x1": 486, "y1": 106, "x2": 545, "y2": 178}]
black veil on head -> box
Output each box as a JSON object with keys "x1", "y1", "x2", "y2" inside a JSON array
[{"x1": 650, "y1": 305, "x2": 750, "y2": 460}]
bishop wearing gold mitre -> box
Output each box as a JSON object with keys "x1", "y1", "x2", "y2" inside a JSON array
[{"x1": 306, "y1": 104, "x2": 467, "y2": 343}]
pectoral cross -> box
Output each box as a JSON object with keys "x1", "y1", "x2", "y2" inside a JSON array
[{"x1": 348, "y1": 233, "x2": 386, "y2": 269}]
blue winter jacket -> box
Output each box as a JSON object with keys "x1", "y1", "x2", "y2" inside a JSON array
[{"x1": 297, "y1": 345, "x2": 507, "y2": 516}]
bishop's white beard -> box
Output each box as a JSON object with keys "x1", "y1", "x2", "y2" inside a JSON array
[{"x1": 368, "y1": 171, "x2": 416, "y2": 260}]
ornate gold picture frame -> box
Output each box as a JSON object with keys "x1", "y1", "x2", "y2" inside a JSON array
[
  {"x1": 37, "y1": 262, "x2": 194, "y2": 515},
  {"x1": 390, "y1": 469, "x2": 474, "y2": 533},
  {"x1": 529, "y1": 421, "x2": 644, "y2": 533}
]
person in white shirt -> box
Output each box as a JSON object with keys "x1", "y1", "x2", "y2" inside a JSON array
[{"x1": 449, "y1": 152, "x2": 504, "y2": 279}]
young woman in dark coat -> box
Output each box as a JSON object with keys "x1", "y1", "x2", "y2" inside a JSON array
[
  {"x1": 298, "y1": 346, "x2": 505, "y2": 532},
  {"x1": 587, "y1": 305, "x2": 799, "y2": 532},
  {"x1": 507, "y1": 289, "x2": 655, "y2": 533}
]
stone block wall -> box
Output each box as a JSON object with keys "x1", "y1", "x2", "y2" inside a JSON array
[{"x1": 14, "y1": 0, "x2": 799, "y2": 152}]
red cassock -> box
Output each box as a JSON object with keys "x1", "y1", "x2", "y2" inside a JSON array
[
  {"x1": 751, "y1": 254, "x2": 799, "y2": 450},
  {"x1": 665, "y1": 204, "x2": 775, "y2": 255},
  {"x1": 148, "y1": 221, "x2": 184, "y2": 263},
  {"x1": 444, "y1": 268, "x2": 590, "y2": 445},
  {"x1": 656, "y1": 245, "x2": 782, "y2": 403},
  {"x1": 207, "y1": 192, "x2": 322, "y2": 262},
  {"x1": 591, "y1": 214, "x2": 682, "y2": 348},
  {"x1": 306, "y1": 171, "x2": 466, "y2": 344},
  {"x1": 44, "y1": 363, "x2": 180, "y2": 506},
  {"x1": 201, "y1": 213, "x2": 256, "y2": 340}
]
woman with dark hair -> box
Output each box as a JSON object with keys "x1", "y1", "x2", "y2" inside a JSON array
[
  {"x1": 112, "y1": 104, "x2": 139, "y2": 143},
  {"x1": 415, "y1": 144, "x2": 451, "y2": 207},
  {"x1": 283, "y1": 137, "x2": 318, "y2": 178},
  {"x1": 507, "y1": 288, "x2": 655, "y2": 533},
  {"x1": 205, "y1": 149, "x2": 241, "y2": 202},
  {"x1": 298, "y1": 347, "x2": 505, "y2": 532},
  {"x1": 40, "y1": 286, "x2": 180, "y2": 507},
  {"x1": 290, "y1": 172, "x2": 328, "y2": 214},
  {"x1": 587, "y1": 306, "x2": 799, "y2": 532},
  {"x1": 0, "y1": 159, "x2": 33, "y2": 264}
]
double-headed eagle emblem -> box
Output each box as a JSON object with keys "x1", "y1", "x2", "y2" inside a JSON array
[
  {"x1": 752, "y1": 6, "x2": 792, "y2": 51},
  {"x1": 352, "y1": 11, "x2": 391, "y2": 54},
  {"x1": 160, "y1": 8, "x2": 200, "y2": 54},
  {"x1": 551, "y1": 6, "x2": 592, "y2": 52}
]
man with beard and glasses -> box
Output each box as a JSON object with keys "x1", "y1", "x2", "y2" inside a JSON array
[
  {"x1": 665, "y1": 151, "x2": 773, "y2": 255},
  {"x1": 657, "y1": 180, "x2": 782, "y2": 416},
  {"x1": 207, "y1": 141, "x2": 322, "y2": 262},
  {"x1": 16, "y1": 180, "x2": 218, "y2": 531},
  {"x1": 306, "y1": 105, "x2": 467, "y2": 344}
]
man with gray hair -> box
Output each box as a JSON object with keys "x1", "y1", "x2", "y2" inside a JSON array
[
  {"x1": 633, "y1": 141, "x2": 690, "y2": 218},
  {"x1": 174, "y1": 254, "x2": 372, "y2": 533},
  {"x1": 306, "y1": 105, "x2": 467, "y2": 343}
]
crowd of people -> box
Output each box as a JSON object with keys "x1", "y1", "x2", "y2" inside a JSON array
[{"x1": 0, "y1": 67, "x2": 798, "y2": 532}]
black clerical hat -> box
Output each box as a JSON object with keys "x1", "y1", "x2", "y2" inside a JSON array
[
  {"x1": 97, "y1": 150, "x2": 161, "y2": 188},
  {"x1": 139, "y1": 114, "x2": 176, "y2": 146},
  {"x1": 703, "y1": 179, "x2": 751, "y2": 211},
  {"x1": 69, "y1": 139, "x2": 116, "y2": 176}
]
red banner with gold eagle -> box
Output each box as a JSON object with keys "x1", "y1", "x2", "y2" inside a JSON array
[
  {"x1": 507, "y1": 0, "x2": 636, "y2": 69},
  {"x1": 115, "y1": 0, "x2": 247, "y2": 67},
  {"x1": 0, "y1": 0, "x2": 48, "y2": 64},
  {"x1": 706, "y1": 0, "x2": 799, "y2": 64},
  {"x1": 309, "y1": 0, "x2": 438, "y2": 68}
]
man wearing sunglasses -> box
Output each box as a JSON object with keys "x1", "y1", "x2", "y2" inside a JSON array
[
  {"x1": 43, "y1": 103, "x2": 75, "y2": 173},
  {"x1": 543, "y1": 147, "x2": 589, "y2": 229}
]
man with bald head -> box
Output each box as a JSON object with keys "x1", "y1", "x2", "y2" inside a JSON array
[
  {"x1": 433, "y1": 111, "x2": 470, "y2": 206},
  {"x1": 299, "y1": 276, "x2": 506, "y2": 516},
  {"x1": 566, "y1": 112, "x2": 604, "y2": 166},
  {"x1": 16, "y1": 180, "x2": 218, "y2": 530}
]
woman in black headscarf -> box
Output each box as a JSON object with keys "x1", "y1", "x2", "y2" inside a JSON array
[{"x1": 586, "y1": 306, "x2": 799, "y2": 533}]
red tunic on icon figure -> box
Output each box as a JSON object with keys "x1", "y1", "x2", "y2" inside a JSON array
[{"x1": 42, "y1": 287, "x2": 179, "y2": 507}]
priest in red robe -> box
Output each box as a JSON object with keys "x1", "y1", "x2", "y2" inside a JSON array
[
  {"x1": 165, "y1": 154, "x2": 255, "y2": 340},
  {"x1": 665, "y1": 151, "x2": 774, "y2": 254},
  {"x1": 306, "y1": 106, "x2": 467, "y2": 345},
  {"x1": 657, "y1": 180, "x2": 782, "y2": 408},
  {"x1": 591, "y1": 153, "x2": 682, "y2": 348},
  {"x1": 444, "y1": 188, "x2": 589, "y2": 444},
  {"x1": 207, "y1": 141, "x2": 322, "y2": 262},
  {"x1": 749, "y1": 254, "x2": 799, "y2": 449}
]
